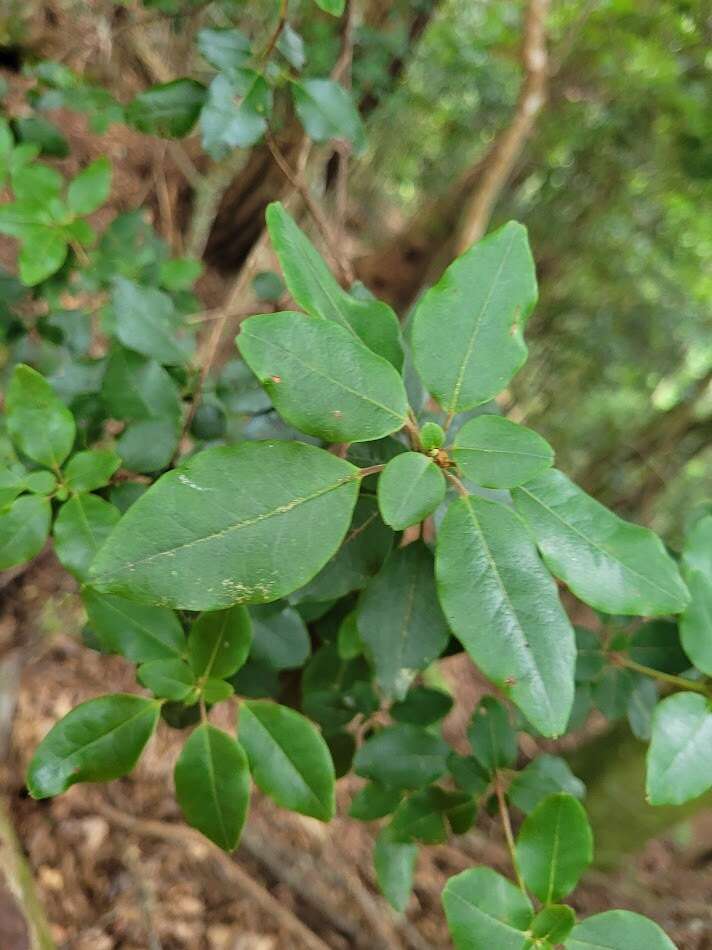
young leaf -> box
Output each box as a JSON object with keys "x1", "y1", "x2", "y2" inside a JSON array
[
  {"x1": 53, "y1": 494, "x2": 120, "y2": 581},
  {"x1": 27, "y1": 694, "x2": 160, "y2": 798},
  {"x1": 174, "y1": 723, "x2": 250, "y2": 851},
  {"x1": 373, "y1": 826, "x2": 417, "y2": 912},
  {"x1": 529, "y1": 905, "x2": 576, "y2": 945},
  {"x1": 292, "y1": 79, "x2": 365, "y2": 152},
  {"x1": 412, "y1": 221, "x2": 537, "y2": 413},
  {"x1": 6, "y1": 364, "x2": 76, "y2": 468},
  {"x1": 442, "y1": 867, "x2": 533, "y2": 950},
  {"x1": 188, "y1": 606, "x2": 252, "y2": 680},
  {"x1": 565, "y1": 910, "x2": 675, "y2": 949},
  {"x1": 467, "y1": 697, "x2": 518, "y2": 774},
  {"x1": 111, "y1": 277, "x2": 192, "y2": 366},
  {"x1": 353, "y1": 723, "x2": 449, "y2": 790},
  {"x1": 239, "y1": 700, "x2": 335, "y2": 820},
  {"x1": 67, "y1": 157, "x2": 111, "y2": 215},
  {"x1": 646, "y1": 692, "x2": 712, "y2": 806},
  {"x1": 349, "y1": 783, "x2": 403, "y2": 821},
  {"x1": 238, "y1": 311, "x2": 408, "y2": 442},
  {"x1": 680, "y1": 516, "x2": 712, "y2": 674},
  {"x1": 508, "y1": 754, "x2": 585, "y2": 815},
  {"x1": 378, "y1": 452, "x2": 446, "y2": 529},
  {"x1": 0, "y1": 494, "x2": 51, "y2": 569},
  {"x1": 357, "y1": 543, "x2": 450, "y2": 699},
  {"x1": 81, "y1": 588, "x2": 185, "y2": 662},
  {"x1": 126, "y1": 79, "x2": 206, "y2": 137},
  {"x1": 138, "y1": 658, "x2": 196, "y2": 701},
  {"x1": 265, "y1": 202, "x2": 402, "y2": 367},
  {"x1": 90, "y1": 441, "x2": 360, "y2": 610},
  {"x1": 452, "y1": 416, "x2": 554, "y2": 489},
  {"x1": 512, "y1": 470, "x2": 689, "y2": 616},
  {"x1": 515, "y1": 793, "x2": 593, "y2": 903},
  {"x1": 64, "y1": 449, "x2": 121, "y2": 494},
  {"x1": 313, "y1": 0, "x2": 346, "y2": 14},
  {"x1": 436, "y1": 495, "x2": 576, "y2": 737},
  {"x1": 18, "y1": 227, "x2": 68, "y2": 285},
  {"x1": 249, "y1": 602, "x2": 310, "y2": 670}
]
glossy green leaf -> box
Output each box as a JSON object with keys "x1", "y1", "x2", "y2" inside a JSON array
[
  {"x1": 378, "y1": 452, "x2": 446, "y2": 529},
  {"x1": 138, "y1": 658, "x2": 196, "y2": 700},
  {"x1": 508, "y1": 754, "x2": 585, "y2": 815},
  {"x1": 91, "y1": 441, "x2": 360, "y2": 610},
  {"x1": 354, "y1": 723, "x2": 449, "y2": 790},
  {"x1": 24, "y1": 471, "x2": 56, "y2": 495},
  {"x1": 27, "y1": 694, "x2": 160, "y2": 798},
  {"x1": 265, "y1": 202, "x2": 402, "y2": 367},
  {"x1": 249, "y1": 602, "x2": 310, "y2": 670},
  {"x1": 373, "y1": 826, "x2": 417, "y2": 912},
  {"x1": 420, "y1": 421, "x2": 445, "y2": 452},
  {"x1": 565, "y1": 911, "x2": 676, "y2": 949},
  {"x1": 442, "y1": 867, "x2": 533, "y2": 950},
  {"x1": 67, "y1": 157, "x2": 111, "y2": 215},
  {"x1": 452, "y1": 415, "x2": 553, "y2": 489},
  {"x1": 680, "y1": 516, "x2": 712, "y2": 674},
  {"x1": 646, "y1": 692, "x2": 712, "y2": 805},
  {"x1": 515, "y1": 793, "x2": 593, "y2": 903},
  {"x1": 81, "y1": 587, "x2": 185, "y2": 661},
  {"x1": 292, "y1": 79, "x2": 365, "y2": 152},
  {"x1": 392, "y1": 687, "x2": 453, "y2": 726},
  {"x1": 412, "y1": 221, "x2": 537, "y2": 413},
  {"x1": 174, "y1": 724, "x2": 250, "y2": 850},
  {"x1": 201, "y1": 73, "x2": 271, "y2": 159},
  {"x1": 53, "y1": 494, "x2": 120, "y2": 581},
  {"x1": 111, "y1": 277, "x2": 192, "y2": 365},
  {"x1": 0, "y1": 494, "x2": 51, "y2": 569},
  {"x1": 349, "y1": 782, "x2": 402, "y2": 820},
  {"x1": 202, "y1": 678, "x2": 234, "y2": 704},
  {"x1": 188, "y1": 607, "x2": 252, "y2": 680},
  {"x1": 64, "y1": 449, "x2": 121, "y2": 493},
  {"x1": 239, "y1": 700, "x2": 335, "y2": 820},
  {"x1": 529, "y1": 905, "x2": 576, "y2": 945},
  {"x1": 512, "y1": 470, "x2": 689, "y2": 616},
  {"x1": 238, "y1": 311, "x2": 408, "y2": 442},
  {"x1": 468, "y1": 696, "x2": 517, "y2": 773},
  {"x1": 436, "y1": 494, "x2": 575, "y2": 737},
  {"x1": 126, "y1": 79, "x2": 206, "y2": 137},
  {"x1": 6, "y1": 364, "x2": 75, "y2": 468},
  {"x1": 357, "y1": 543, "x2": 450, "y2": 699},
  {"x1": 197, "y1": 27, "x2": 251, "y2": 73}
]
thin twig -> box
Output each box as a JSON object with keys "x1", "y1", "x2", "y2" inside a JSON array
[
  {"x1": 259, "y1": 0, "x2": 289, "y2": 64},
  {"x1": 445, "y1": 471, "x2": 469, "y2": 497},
  {"x1": 495, "y1": 774, "x2": 526, "y2": 893},
  {"x1": 613, "y1": 654, "x2": 710, "y2": 697}
]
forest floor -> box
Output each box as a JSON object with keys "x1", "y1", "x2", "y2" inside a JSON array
[{"x1": 1, "y1": 559, "x2": 712, "y2": 950}]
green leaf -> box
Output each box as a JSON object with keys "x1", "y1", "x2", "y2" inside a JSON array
[
  {"x1": 354, "y1": 723, "x2": 449, "y2": 790},
  {"x1": 174, "y1": 723, "x2": 250, "y2": 850},
  {"x1": 188, "y1": 606, "x2": 252, "y2": 680},
  {"x1": 27, "y1": 694, "x2": 160, "y2": 798},
  {"x1": 126, "y1": 79, "x2": 206, "y2": 137},
  {"x1": 292, "y1": 79, "x2": 365, "y2": 152},
  {"x1": 349, "y1": 782, "x2": 402, "y2": 820},
  {"x1": 12, "y1": 115, "x2": 69, "y2": 157},
  {"x1": 239, "y1": 700, "x2": 335, "y2": 820},
  {"x1": 626, "y1": 677, "x2": 658, "y2": 741},
  {"x1": 448, "y1": 753, "x2": 489, "y2": 797},
  {"x1": 81, "y1": 587, "x2": 185, "y2": 661},
  {"x1": 53, "y1": 494, "x2": 120, "y2": 581},
  {"x1": 512, "y1": 470, "x2": 689, "y2": 616},
  {"x1": 197, "y1": 27, "x2": 251, "y2": 73},
  {"x1": 68, "y1": 158, "x2": 111, "y2": 215},
  {"x1": 202, "y1": 678, "x2": 234, "y2": 704},
  {"x1": 680, "y1": 516, "x2": 712, "y2": 675},
  {"x1": 24, "y1": 470, "x2": 56, "y2": 495},
  {"x1": 442, "y1": 867, "x2": 533, "y2": 950},
  {"x1": 7, "y1": 364, "x2": 75, "y2": 467},
  {"x1": 420, "y1": 421, "x2": 445, "y2": 452},
  {"x1": 91, "y1": 441, "x2": 360, "y2": 610},
  {"x1": 277, "y1": 23, "x2": 305, "y2": 70},
  {"x1": 646, "y1": 692, "x2": 712, "y2": 805},
  {"x1": 118, "y1": 418, "x2": 181, "y2": 474},
  {"x1": 18, "y1": 227, "x2": 68, "y2": 286},
  {"x1": 0, "y1": 466, "x2": 26, "y2": 508},
  {"x1": 508, "y1": 755, "x2": 585, "y2": 815},
  {"x1": 436, "y1": 494, "x2": 575, "y2": 737},
  {"x1": 377, "y1": 452, "x2": 446, "y2": 529},
  {"x1": 357, "y1": 543, "x2": 450, "y2": 699},
  {"x1": 337, "y1": 611, "x2": 362, "y2": 659},
  {"x1": 412, "y1": 221, "x2": 537, "y2": 414},
  {"x1": 373, "y1": 826, "x2": 417, "y2": 912},
  {"x1": 628, "y1": 620, "x2": 689, "y2": 674},
  {"x1": 201, "y1": 73, "x2": 271, "y2": 159},
  {"x1": 592, "y1": 667, "x2": 637, "y2": 720},
  {"x1": 392, "y1": 687, "x2": 453, "y2": 727},
  {"x1": 249, "y1": 602, "x2": 310, "y2": 670},
  {"x1": 111, "y1": 277, "x2": 192, "y2": 365},
  {"x1": 565, "y1": 910, "x2": 676, "y2": 949},
  {"x1": 11, "y1": 163, "x2": 63, "y2": 205},
  {"x1": 313, "y1": 0, "x2": 346, "y2": 14},
  {"x1": 138, "y1": 658, "x2": 196, "y2": 700},
  {"x1": 0, "y1": 494, "x2": 51, "y2": 569},
  {"x1": 515, "y1": 793, "x2": 593, "y2": 903},
  {"x1": 159, "y1": 257, "x2": 202, "y2": 291},
  {"x1": 529, "y1": 905, "x2": 576, "y2": 945},
  {"x1": 265, "y1": 202, "x2": 402, "y2": 368},
  {"x1": 574, "y1": 627, "x2": 605, "y2": 683},
  {"x1": 452, "y1": 416, "x2": 553, "y2": 489},
  {"x1": 102, "y1": 346, "x2": 181, "y2": 420},
  {"x1": 238, "y1": 311, "x2": 408, "y2": 442},
  {"x1": 390, "y1": 788, "x2": 449, "y2": 844},
  {"x1": 64, "y1": 449, "x2": 121, "y2": 493},
  {"x1": 467, "y1": 697, "x2": 517, "y2": 774}
]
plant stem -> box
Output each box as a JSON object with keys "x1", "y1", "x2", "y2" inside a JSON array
[
  {"x1": 495, "y1": 773, "x2": 526, "y2": 893},
  {"x1": 357, "y1": 464, "x2": 385, "y2": 478},
  {"x1": 445, "y1": 470, "x2": 469, "y2": 497},
  {"x1": 260, "y1": 0, "x2": 288, "y2": 64},
  {"x1": 613, "y1": 653, "x2": 710, "y2": 696}
]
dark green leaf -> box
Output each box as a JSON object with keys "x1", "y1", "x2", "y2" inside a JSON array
[
  {"x1": 378, "y1": 452, "x2": 446, "y2": 529},
  {"x1": 292, "y1": 79, "x2": 365, "y2": 151},
  {"x1": 27, "y1": 694, "x2": 160, "y2": 798},
  {"x1": 508, "y1": 755, "x2": 585, "y2": 815},
  {"x1": 117, "y1": 418, "x2": 181, "y2": 474},
  {"x1": 239, "y1": 700, "x2": 335, "y2": 820},
  {"x1": 512, "y1": 470, "x2": 689, "y2": 616},
  {"x1": 188, "y1": 607, "x2": 252, "y2": 680},
  {"x1": 349, "y1": 782, "x2": 402, "y2": 820},
  {"x1": 591, "y1": 667, "x2": 637, "y2": 720},
  {"x1": 436, "y1": 495, "x2": 575, "y2": 737},
  {"x1": 249, "y1": 602, "x2": 310, "y2": 670},
  {"x1": 354, "y1": 723, "x2": 449, "y2": 790},
  {"x1": 373, "y1": 826, "x2": 417, "y2": 912},
  {"x1": 0, "y1": 494, "x2": 50, "y2": 569},
  {"x1": 337, "y1": 611, "x2": 362, "y2": 659},
  {"x1": 412, "y1": 221, "x2": 537, "y2": 413},
  {"x1": 174, "y1": 724, "x2": 250, "y2": 850},
  {"x1": 325, "y1": 730, "x2": 356, "y2": 778},
  {"x1": 468, "y1": 696, "x2": 517, "y2": 774},
  {"x1": 126, "y1": 79, "x2": 206, "y2": 137},
  {"x1": 646, "y1": 692, "x2": 712, "y2": 805},
  {"x1": 138, "y1": 658, "x2": 196, "y2": 700},
  {"x1": 448, "y1": 753, "x2": 489, "y2": 797},
  {"x1": 12, "y1": 115, "x2": 69, "y2": 157},
  {"x1": 64, "y1": 449, "x2": 121, "y2": 493},
  {"x1": 7, "y1": 364, "x2": 75, "y2": 468},
  {"x1": 67, "y1": 158, "x2": 111, "y2": 215},
  {"x1": 392, "y1": 687, "x2": 453, "y2": 726},
  {"x1": 91, "y1": 441, "x2": 360, "y2": 610},
  {"x1": 81, "y1": 587, "x2": 185, "y2": 661},
  {"x1": 390, "y1": 789, "x2": 448, "y2": 844},
  {"x1": 574, "y1": 627, "x2": 605, "y2": 683},
  {"x1": 53, "y1": 494, "x2": 120, "y2": 581},
  {"x1": 111, "y1": 277, "x2": 192, "y2": 365},
  {"x1": 452, "y1": 416, "x2": 553, "y2": 489},
  {"x1": 442, "y1": 867, "x2": 533, "y2": 950},
  {"x1": 565, "y1": 910, "x2": 675, "y2": 949}
]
